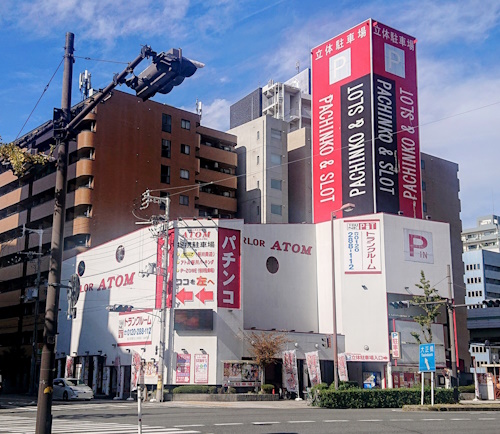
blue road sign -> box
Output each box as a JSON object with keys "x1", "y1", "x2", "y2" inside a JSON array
[{"x1": 419, "y1": 343, "x2": 436, "y2": 372}]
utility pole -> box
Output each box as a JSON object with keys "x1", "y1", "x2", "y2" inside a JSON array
[
  {"x1": 447, "y1": 264, "x2": 458, "y2": 381},
  {"x1": 140, "y1": 190, "x2": 170, "y2": 402},
  {"x1": 36, "y1": 32, "x2": 73, "y2": 434},
  {"x1": 24, "y1": 225, "x2": 45, "y2": 396}
]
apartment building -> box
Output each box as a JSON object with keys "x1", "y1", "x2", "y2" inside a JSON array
[{"x1": 0, "y1": 90, "x2": 237, "y2": 392}]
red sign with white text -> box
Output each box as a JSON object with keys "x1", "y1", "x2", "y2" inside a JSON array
[
  {"x1": 312, "y1": 19, "x2": 372, "y2": 223},
  {"x1": 155, "y1": 230, "x2": 175, "y2": 309},
  {"x1": 217, "y1": 228, "x2": 241, "y2": 309}
]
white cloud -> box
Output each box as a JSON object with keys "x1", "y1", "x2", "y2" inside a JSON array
[{"x1": 200, "y1": 98, "x2": 231, "y2": 132}]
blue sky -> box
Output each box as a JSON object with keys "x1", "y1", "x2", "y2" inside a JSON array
[{"x1": 1, "y1": 0, "x2": 499, "y2": 229}]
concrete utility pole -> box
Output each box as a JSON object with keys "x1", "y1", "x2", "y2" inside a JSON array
[
  {"x1": 36, "y1": 32, "x2": 74, "y2": 434},
  {"x1": 447, "y1": 264, "x2": 458, "y2": 381},
  {"x1": 140, "y1": 190, "x2": 171, "y2": 402}
]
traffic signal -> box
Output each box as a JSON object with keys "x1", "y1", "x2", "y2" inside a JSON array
[
  {"x1": 126, "y1": 48, "x2": 204, "y2": 101},
  {"x1": 107, "y1": 304, "x2": 134, "y2": 312},
  {"x1": 483, "y1": 299, "x2": 500, "y2": 307},
  {"x1": 390, "y1": 301, "x2": 411, "y2": 309}
]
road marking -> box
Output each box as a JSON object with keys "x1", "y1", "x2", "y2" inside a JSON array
[
  {"x1": 479, "y1": 417, "x2": 496, "y2": 420},
  {"x1": 422, "y1": 418, "x2": 444, "y2": 421},
  {"x1": 174, "y1": 425, "x2": 205, "y2": 428},
  {"x1": 213, "y1": 423, "x2": 244, "y2": 426},
  {"x1": 450, "y1": 418, "x2": 471, "y2": 421},
  {"x1": 288, "y1": 420, "x2": 315, "y2": 423},
  {"x1": 324, "y1": 419, "x2": 349, "y2": 422},
  {"x1": 390, "y1": 419, "x2": 414, "y2": 421},
  {"x1": 253, "y1": 421, "x2": 280, "y2": 425},
  {"x1": 358, "y1": 419, "x2": 382, "y2": 422}
]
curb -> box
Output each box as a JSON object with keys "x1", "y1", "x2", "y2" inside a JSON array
[{"x1": 404, "y1": 404, "x2": 500, "y2": 412}]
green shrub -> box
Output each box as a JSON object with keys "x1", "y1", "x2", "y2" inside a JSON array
[
  {"x1": 316, "y1": 387, "x2": 456, "y2": 408},
  {"x1": 227, "y1": 386, "x2": 236, "y2": 394},
  {"x1": 261, "y1": 384, "x2": 275, "y2": 394},
  {"x1": 172, "y1": 385, "x2": 210, "y2": 394},
  {"x1": 336, "y1": 381, "x2": 360, "y2": 390},
  {"x1": 208, "y1": 386, "x2": 218, "y2": 394},
  {"x1": 458, "y1": 384, "x2": 475, "y2": 393}
]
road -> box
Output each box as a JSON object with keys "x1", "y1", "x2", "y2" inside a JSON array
[{"x1": 1, "y1": 399, "x2": 499, "y2": 433}]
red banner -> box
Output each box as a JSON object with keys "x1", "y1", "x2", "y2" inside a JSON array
[{"x1": 217, "y1": 228, "x2": 241, "y2": 309}]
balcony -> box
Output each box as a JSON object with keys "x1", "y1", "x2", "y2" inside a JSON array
[
  {"x1": 197, "y1": 192, "x2": 237, "y2": 213},
  {"x1": 198, "y1": 145, "x2": 237, "y2": 167},
  {"x1": 0, "y1": 210, "x2": 27, "y2": 233},
  {"x1": 198, "y1": 167, "x2": 237, "y2": 190}
]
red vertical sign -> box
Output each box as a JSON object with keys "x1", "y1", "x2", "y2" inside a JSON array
[
  {"x1": 217, "y1": 228, "x2": 241, "y2": 309},
  {"x1": 372, "y1": 21, "x2": 422, "y2": 218},
  {"x1": 311, "y1": 19, "x2": 372, "y2": 223}
]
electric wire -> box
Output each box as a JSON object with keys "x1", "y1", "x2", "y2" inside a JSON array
[{"x1": 14, "y1": 57, "x2": 64, "y2": 141}]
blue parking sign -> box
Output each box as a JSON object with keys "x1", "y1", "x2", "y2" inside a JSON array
[{"x1": 419, "y1": 343, "x2": 436, "y2": 372}]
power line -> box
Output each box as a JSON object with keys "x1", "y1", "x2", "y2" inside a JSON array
[{"x1": 14, "y1": 57, "x2": 64, "y2": 141}]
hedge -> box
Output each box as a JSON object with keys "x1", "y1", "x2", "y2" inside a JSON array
[
  {"x1": 261, "y1": 384, "x2": 275, "y2": 394},
  {"x1": 172, "y1": 385, "x2": 210, "y2": 394},
  {"x1": 315, "y1": 387, "x2": 457, "y2": 408}
]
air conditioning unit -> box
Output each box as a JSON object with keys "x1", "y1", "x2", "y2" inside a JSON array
[
  {"x1": 214, "y1": 162, "x2": 219, "y2": 168},
  {"x1": 492, "y1": 353, "x2": 499, "y2": 363},
  {"x1": 213, "y1": 209, "x2": 218, "y2": 215},
  {"x1": 223, "y1": 192, "x2": 230, "y2": 197}
]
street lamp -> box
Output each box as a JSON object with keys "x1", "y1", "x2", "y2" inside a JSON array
[{"x1": 331, "y1": 203, "x2": 355, "y2": 390}]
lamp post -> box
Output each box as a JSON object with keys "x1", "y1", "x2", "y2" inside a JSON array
[{"x1": 331, "y1": 203, "x2": 355, "y2": 390}]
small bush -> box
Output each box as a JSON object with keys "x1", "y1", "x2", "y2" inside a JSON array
[
  {"x1": 208, "y1": 386, "x2": 218, "y2": 394},
  {"x1": 261, "y1": 384, "x2": 275, "y2": 394},
  {"x1": 336, "y1": 381, "x2": 360, "y2": 390},
  {"x1": 458, "y1": 384, "x2": 475, "y2": 393},
  {"x1": 172, "y1": 385, "x2": 210, "y2": 394},
  {"x1": 315, "y1": 387, "x2": 456, "y2": 408},
  {"x1": 227, "y1": 387, "x2": 236, "y2": 394}
]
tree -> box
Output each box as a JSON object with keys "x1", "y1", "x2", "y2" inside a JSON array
[
  {"x1": 246, "y1": 331, "x2": 289, "y2": 389},
  {"x1": 0, "y1": 136, "x2": 53, "y2": 177},
  {"x1": 410, "y1": 270, "x2": 445, "y2": 344}
]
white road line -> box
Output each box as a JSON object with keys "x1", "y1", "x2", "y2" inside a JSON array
[
  {"x1": 252, "y1": 421, "x2": 280, "y2": 425},
  {"x1": 479, "y1": 417, "x2": 496, "y2": 420},
  {"x1": 390, "y1": 419, "x2": 414, "y2": 421},
  {"x1": 288, "y1": 420, "x2": 315, "y2": 423},
  {"x1": 324, "y1": 419, "x2": 349, "y2": 422},
  {"x1": 213, "y1": 423, "x2": 244, "y2": 426},
  {"x1": 422, "y1": 418, "x2": 444, "y2": 421},
  {"x1": 173, "y1": 425, "x2": 205, "y2": 428},
  {"x1": 358, "y1": 419, "x2": 382, "y2": 422},
  {"x1": 450, "y1": 418, "x2": 471, "y2": 421}
]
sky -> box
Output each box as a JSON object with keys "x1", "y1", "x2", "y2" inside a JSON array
[{"x1": 1, "y1": 0, "x2": 499, "y2": 229}]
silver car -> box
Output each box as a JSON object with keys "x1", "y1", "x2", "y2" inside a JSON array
[{"x1": 53, "y1": 378, "x2": 94, "y2": 401}]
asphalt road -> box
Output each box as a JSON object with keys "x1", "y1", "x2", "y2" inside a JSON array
[{"x1": 1, "y1": 399, "x2": 499, "y2": 433}]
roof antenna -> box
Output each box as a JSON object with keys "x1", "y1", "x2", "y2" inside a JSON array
[
  {"x1": 296, "y1": 60, "x2": 300, "y2": 73},
  {"x1": 79, "y1": 70, "x2": 93, "y2": 100},
  {"x1": 196, "y1": 99, "x2": 202, "y2": 120}
]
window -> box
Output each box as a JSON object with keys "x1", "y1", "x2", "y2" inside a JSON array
[
  {"x1": 181, "y1": 144, "x2": 190, "y2": 155},
  {"x1": 422, "y1": 181, "x2": 426, "y2": 191},
  {"x1": 180, "y1": 195, "x2": 189, "y2": 206},
  {"x1": 257, "y1": 131, "x2": 260, "y2": 140},
  {"x1": 270, "y1": 153, "x2": 281, "y2": 165},
  {"x1": 423, "y1": 202, "x2": 427, "y2": 213},
  {"x1": 181, "y1": 119, "x2": 191, "y2": 130},
  {"x1": 180, "y1": 169, "x2": 189, "y2": 180},
  {"x1": 161, "y1": 139, "x2": 171, "y2": 158},
  {"x1": 161, "y1": 165, "x2": 170, "y2": 184},
  {"x1": 271, "y1": 128, "x2": 282, "y2": 140},
  {"x1": 271, "y1": 179, "x2": 282, "y2": 190},
  {"x1": 421, "y1": 158, "x2": 425, "y2": 169},
  {"x1": 271, "y1": 204, "x2": 282, "y2": 215},
  {"x1": 257, "y1": 155, "x2": 260, "y2": 165},
  {"x1": 257, "y1": 205, "x2": 260, "y2": 216},
  {"x1": 257, "y1": 180, "x2": 260, "y2": 189},
  {"x1": 162, "y1": 113, "x2": 172, "y2": 133}
]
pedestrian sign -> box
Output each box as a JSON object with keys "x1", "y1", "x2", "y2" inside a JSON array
[{"x1": 419, "y1": 343, "x2": 436, "y2": 372}]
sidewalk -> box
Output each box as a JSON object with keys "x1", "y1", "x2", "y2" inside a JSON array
[{"x1": 404, "y1": 399, "x2": 500, "y2": 411}]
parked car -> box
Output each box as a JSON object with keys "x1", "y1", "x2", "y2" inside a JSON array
[{"x1": 53, "y1": 378, "x2": 94, "y2": 401}]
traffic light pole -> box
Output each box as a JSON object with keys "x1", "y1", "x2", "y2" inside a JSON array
[{"x1": 36, "y1": 32, "x2": 74, "y2": 434}]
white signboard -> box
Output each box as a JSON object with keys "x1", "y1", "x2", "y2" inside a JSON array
[
  {"x1": 175, "y1": 228, "x2": 218, "y2": 308},
  {"x1": 117, "y1": 309, "x2": 153, "y2": 346},
  {"x1": 404, "y1": 229, "x2": 434, "y2": 264},
  {"x1": 344, "y1": 219, "x2": 381, "y2": 274}
]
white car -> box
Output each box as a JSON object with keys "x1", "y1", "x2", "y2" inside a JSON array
[{"x1": 53, "y1": 378, "x2": 94, "y2": 401}]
